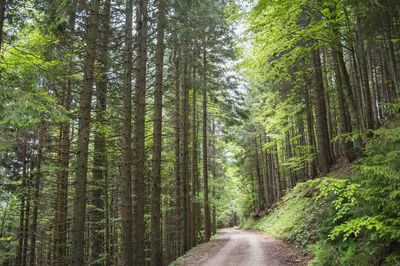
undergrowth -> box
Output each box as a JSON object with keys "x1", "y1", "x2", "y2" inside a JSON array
[{"x1": 241, "y1": 105, "x2": 400, "y2": 265}]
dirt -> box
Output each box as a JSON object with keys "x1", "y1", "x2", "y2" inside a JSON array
[
  {"x1": 328, "y1": 156, "x2": 359, "y2": 178},
  {"x1": 175, "y1": 228, "x2": 308, "y2": 266}
]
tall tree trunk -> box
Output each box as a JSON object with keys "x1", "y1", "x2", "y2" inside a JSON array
[
  {"x1": 367, "y1": 47, "x2": 380, "y2": 127},
  {"x1": 173, "y1": 47, "x2": 182, "y2": 257},
  {"x1": 380, "y1": 42, "x2": 395, "y2": 106},
  {"x1": 70, "y1": 0, "x2": 100, "y2": 264},
  {"x1": 272, "y1": 143, "x2": 281, "y2": 199},
  {"x1": 322, "y1": 48, "x2": 336, "y2": 161},
  {"x1": 181, "y1": 48, "x2": 189, "y2": 254},
  {"x1": 350, "y1": 49, "x2": 366, "y2": 130},
  {"x1": 104, "y1": 163, "x2": 111, "y2": 266},
  {"x1": 264, "y1": 134, "x2": 274, "y2": 204},
  {"x1": 22, "y1": 172, "x2": 31, "y2": 266},
  {"x1": 0, "y1": 0, "x2": 6, "y2": 53},
  {"x1": 259, "y1": 135, "x2": 270, "y2": 208},
  {"x1": 29, "y1": 125, "x2": 44, "y2": 266},
  {"x1": 384, "y1": 15, "x2": 400, "y2": 93},
  {"x1": 54, "y1": 82, "x2": 71, "y2": 266},
  {"x1": 54, "y1": 3, "x2": 76, "y2": 263},
  {"x1": 310, "y1": 47, "x2": 332, "y2": 175},
  {"x1": 337, "y1": 49, "x2": 361, "y2": 131},
  {"x1": 211, "y1": 118, "x2": 217, "y2": 235},
  {"x1": 254, "y1": 139, "x2": 265, "y2": 211},
  {"x1": 121, "y1": 0, "x2": 134, "y2": 265},
  {"x1": 165, "y1": 196, "x2": 173, "y2": 264},
  {"x1": 133, "y1": 0, "x2": 148, "y2": 263},
  {"x1": 355, "y1": 20, "x2": 375, "y2": 131},
  {"x1": 150, "y1": 0, "x2": 166, "y2": 264},
  {"x1": 17, "y1": 153, "x2": 27, "y2": 266},
  {"x1": 304, "y1": 84, "x2": 317, "y2": 178},
  {"x1": 212, "y1": 205, "x2": 216, "y2": 235},
  {"x1": 296, "y1": 119, "x2": 307, "y2": 182},
  {"x1": 90, "y1": 0, "x2": 111, "y2": 264},
  {"x1": 332, "y1": 49, "x2": 354, "y2": 161},
  {"x1": 191, "y1": 63, "x2": 198, "y2": 248},
  {"x1": 285, "y1": 131, "x2": 294, "y2": 189},
  {"x1": 202, "y1": 42, "x2": 211, "y2": 242},
  {"x1": 249, "y1": 156, "x2": 256, "y2": 211}
]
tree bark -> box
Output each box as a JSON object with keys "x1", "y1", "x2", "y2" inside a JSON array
[
  {"x1": 53, "y1": 4, "x2": 76, "y2": 264},
  {"x1": 355, "y1": 20, "x2": 375, "y2": 131},
  {"x1": 191, "y1": 62, "x2": 198, "y2": 248},
  {"x1": 264, "y1": 134, "x2": 274, "y2": 203},
  {"x1": 173, "y1": 46, "x2": 182, "y2": 257},
  {"x1": 272, "y1": 143, "x2": 281, "y2": 199},
  {"x1": 304, "y1": 84, "x2": 317, "y2": 178},
  {"x1": 181, "y1": 47, "x2": 189, "y2": 254},
  {"x1": 337, "y1": 49, "x2": 361, "y2": 132},
  {"x1": 17, "y1": 152, "x2": 27, "y2": 266},
  {"x1": 0, "y1": 0, "x2": 6, "y2": 53},
  {"x1": 150, "y1": 0, "x2": 166, "y2": 264},
  {"x1": 332, "y1": 49, "x2": 354, "y2": 161},
  {"x1": 310, "y1": 47, "x2": 332, "y2": 175},
  {"x1": 70, "y1": 0, "x2": 100, "y2": 264},
  {"x1": 350, "y1": 49, "x2": 366, "y2": 130},
  {"x1": 90, "y1": 0, "x2": 111, "y2": 264},
  {"x1": 29, "y1": 125, "x2": 44, "y2": 266},
  {"x1": 22, "y1": 172, "x2": 31, "y2": 266},
  {"x1": 53, "y1": 6, "x2": 77, "y2": 266},
  {"x1": 133, "y1": 0, "x2": 148, "y2": 264},
  {"x1": 367, "y1": 47, "x2": 380, "y2": 127},
  {"x1": 202, "y1": 41, "x2": 211, "y2": 242},
  {"x1": 259, "y1": 135, "x2": 270, "y2": 208},
  {"x1": 254, "y1": 139, "x2": 265, "y2": 211},
  {"x1": 121, "y1": 0, "x2": 134, "y2": 265}
]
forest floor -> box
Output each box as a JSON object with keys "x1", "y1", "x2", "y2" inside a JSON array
[{"x1": 175, "y1": 228, "x2": 307, "y2": 266}]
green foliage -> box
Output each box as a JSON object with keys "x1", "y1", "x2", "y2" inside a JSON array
[
  {"x1": 241, "y1": 218, "x2": 256, "y2": 230},
  {"x1": 0, "y1": 26, "x2": 70, "y2": 129},
  {"x1": 315, "y1": 177, "x2": 360, "y2": 225},
  {"x1": 308, "y1": 242, "x2": 340, "y2": 266},
  {"x1": 241, "y1": 181, "x2": 324, "y2": 249},
  {"x1": 308, "y1": 239, "x2": 375, "y2": 266},
  {"x1": 310, "y1": 112, "x2": 400, "y2": 265}
]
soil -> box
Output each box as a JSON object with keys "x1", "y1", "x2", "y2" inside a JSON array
[{"x1": 175, "y1": 228, "x2": 309, "y2": 266}]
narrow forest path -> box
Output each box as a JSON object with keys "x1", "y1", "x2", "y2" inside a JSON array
[{"x1": 175, "y1": 228, "x2": 306, "y2": 266}]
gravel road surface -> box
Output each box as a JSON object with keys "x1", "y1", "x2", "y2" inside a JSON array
[{"x1": 176, "y1": 228, "x2": 306, "y2": 266}]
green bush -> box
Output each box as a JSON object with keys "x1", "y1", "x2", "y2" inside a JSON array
[
  {"x1": 241, "y1": 218, "x2": 256, "y2": 229},
  {"x1": 312, "y1": 110, "x2": 400, "y2": 265}
]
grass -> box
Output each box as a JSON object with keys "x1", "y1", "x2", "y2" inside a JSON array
[{"x1": 240, "y1": 180, "x2": 327, "y2": 251}]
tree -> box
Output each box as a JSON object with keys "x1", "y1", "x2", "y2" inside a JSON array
[
  {"x1": 0, "y1": 0, "x2": 6, "y2": 52},
  {"x1": 121, "y1": 0, "x2": 134, "y2": 264},
  {"x1": 90, "y1": 0, "x2": 111, "y2": 264},
  {"x1": 133, "y1": 0, "x2": 148, "y2": 264},
  {"x1": 202, "y1": 39, "x2": 211, "y2": 242},
  {"x1": 150, "y1": 0, "x2": 166, "y2": 264},
  {"x1": 310, "y1": 47, "x2": 332, "y2": 175},
  {"x1": 70, "y1": 0, "x2": 101, "y2": 264}
]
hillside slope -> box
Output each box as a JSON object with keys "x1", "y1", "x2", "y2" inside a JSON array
[{"x1": 241, "y1": 118, "x2": 400, "y2": 265}]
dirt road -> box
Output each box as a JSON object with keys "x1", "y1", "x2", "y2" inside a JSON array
[{"x1": 176, "y1": 228, "x2": 306, "y2": 266}]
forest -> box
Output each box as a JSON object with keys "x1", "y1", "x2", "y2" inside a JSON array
[{"x1": 0, "y1": 0, "x2": 399, "y2": 265}]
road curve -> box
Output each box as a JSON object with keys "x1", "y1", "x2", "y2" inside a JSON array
[{"x1": 176, "y1": 228, "x2": 303, "y2": 266}]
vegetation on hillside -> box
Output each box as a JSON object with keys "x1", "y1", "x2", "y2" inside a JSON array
[{"x1": 242, "y1": 107, "x2": 400, "y2": 265}]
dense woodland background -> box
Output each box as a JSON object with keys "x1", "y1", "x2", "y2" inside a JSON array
[{"x1": 0, "y1": 0, "x2": 399, "y2": 265}]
